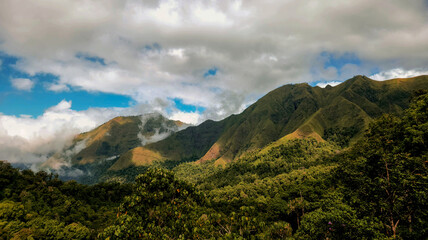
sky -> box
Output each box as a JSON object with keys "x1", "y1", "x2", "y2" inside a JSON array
[{"x1": 1, "y1": 0, "x2": 428, "y2": 165}]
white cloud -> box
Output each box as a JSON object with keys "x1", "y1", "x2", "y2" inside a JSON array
[
  {"x1": 48, "y1": 99, "x2": 72, "y2": 112},
  {"x1": 45, "y1": 82, "x2": 70, "y2": 92},
  {"x1": 316, "y1": 81, "x2": 342, "y2": 88},
  {"x1": 170, "y1": 111, "x2": 200, "y2": 125},
  {"x1": 370, "y1": 68, "x2": 428, "y2": 81},
  {"x1": 0, "y1": 0, "x2": 426, "y2": 122},
  {"x1": 10, "y1": 78, "x2": 35, "y2": 91},
  {"x1": 0, "y1": 100, "x2": 130, "y2": 164}
]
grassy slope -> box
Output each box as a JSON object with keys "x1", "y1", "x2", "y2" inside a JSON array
[
  {"x1": 41, "y1": 114, "x2": 183, "y2": 173},
  {"x1": 72, "y1": 116, "x2": 142, "y2": 165},
  {"x1": 144, "y1": 75, "x2": 428, "y2": 165}
]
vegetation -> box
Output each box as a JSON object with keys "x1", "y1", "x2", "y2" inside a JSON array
[
  {"x1": 0, "y1": 161, "x2": 132, "y2": 239},
  {"x1": 43, "y1": 76, "x2": 428, "y2": 185},
  {"x1": 144, "y1": 75, "x2": 428, "y2": 165},
  {"x1": 1, "y1": 86, "x2": 427, "y2": 238}
]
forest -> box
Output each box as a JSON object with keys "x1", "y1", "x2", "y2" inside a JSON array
[{"x1": 1, "y1": 92, "x2": 427, "y2": 239}]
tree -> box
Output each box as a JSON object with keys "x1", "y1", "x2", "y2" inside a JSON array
[
  {"x1": 337, "y1": 93, "x2": 428, "y2": 239},
  {"x1": 100, "y1": 168, "x2": 208, "y2": 239}
]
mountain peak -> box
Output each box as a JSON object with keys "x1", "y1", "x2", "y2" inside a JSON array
[
  {"x1": 144, "y1": 75, "x2": 428, "y2": 165},
  {"x1": 43, "y1": 113, "x2": 184, "y2": 169}
]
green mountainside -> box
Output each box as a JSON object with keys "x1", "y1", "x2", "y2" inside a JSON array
[
  {"x1": 144, "y1": 75, "x2": 428, "y2": 165},
  {"x1": 40, "y1": 75, "x2": 427, "y2": 183},
  {"x1": 40, "y1": 113, "x2": 186, "y2": 181}
]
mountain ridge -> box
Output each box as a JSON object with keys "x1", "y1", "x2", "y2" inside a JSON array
[
  {"x1": 144, "y1": 75, "x2": 428, "y2": 166},
  {"x1": 40, "y1": 75, "x2": 428, "y2": 181}
]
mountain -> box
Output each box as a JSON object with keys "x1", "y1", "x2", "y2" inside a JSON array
[
  {"x1": 42, "y1": 113, "x2": 186, "y2": 171},
  {"x1": 44, "y1": 75, "x2": 428, "y2": 182},
  {"x1": 140, "y1": 75, "x2": 428, "y2": 167}
]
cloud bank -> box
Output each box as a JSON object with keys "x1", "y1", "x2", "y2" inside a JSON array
[
  {"x1": 0, "y1": 100, "x2": 114, "y2": 164},
  {"x1": 1, "y1": 0, "x2": 427, "y2": 119},
  {"x1": 370, "y1": 68, "x2": 428, "y2": 81},
  {"x1": 0, "y1": 99, "x2": 194, "y2": 165},
  {"x1": 1, "y1": 0, "x2": 428, "y2": 165}
]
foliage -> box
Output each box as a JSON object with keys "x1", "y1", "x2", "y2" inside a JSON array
[
  {"x1": 0, "y1": 161, "x2": 132, "y2": 239},
  {"x1": 295, "y1": 192, "x2": 384, "y2": 239},
  {"x1": 336, "y1": 92, "x2": 428, "y2": 239},
  {"x1": 100, "y1": 168, "x2": 269, "y2": 239},
  {"x1": 323, "y1": 126, "x2": 359, "y2": 147}
]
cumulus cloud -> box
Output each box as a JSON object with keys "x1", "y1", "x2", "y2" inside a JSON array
[
  {"x1": 10, "y1": 78, "x2": 35, "y2": 91},
  {"x1": 0, "y1": 0, "x2": 427, "y2": 121},
  {"x1": 370, "y1": 68, "x2": 428, "y2": 81}
]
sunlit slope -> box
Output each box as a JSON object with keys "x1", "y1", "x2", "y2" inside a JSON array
[
  {"x1": 108, "y1": 147, "x2": 166, "y2": 171},
  {"x1": 71, "y1": 116, "x2": 142, "y2": 165},
  {"x1": 144, "y1": 75, "x2": 428, "y2": 165},
  {"x1": 40, "y1": 113, "x2": 185, "y2": 172}
]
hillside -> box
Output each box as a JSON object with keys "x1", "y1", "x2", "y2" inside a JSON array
[
  {"x1": 41, "y1": 113, "x2": 186, "y2": 172},
  {"x1": 143, "y1": 75, "x2": 428, "y2": 166},
  {"x1": 43, "y1": 75, "x2": 428, "y2": 183}
]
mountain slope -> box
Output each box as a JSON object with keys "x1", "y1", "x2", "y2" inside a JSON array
[
  {"x1": 142, "y1": 75, "x2": 428, "y2": 166},
  {"x1": 42, "y1": 113, "x2": 185, "y2": 170}
]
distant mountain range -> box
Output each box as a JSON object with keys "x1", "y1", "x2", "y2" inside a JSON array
[{"x1": 42, "y1": 75, "x2": 428, "y2": 183}]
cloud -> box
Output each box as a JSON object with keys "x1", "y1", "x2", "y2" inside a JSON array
[
  {"x1": 0, "y1": 100, "x2": 133, "y2": 165},
  {"x1": 137, "y1": 113, "x2": 177, "y2": 146},
  {"x1": 170, "y1": 111, "x2": 200, "y2": 125},
  {"x1": 370, "y1": 68, "x2": 428, "y2": 81},
  {"x1": 10, "y1": 78, "x2": 35, "y2": 91},
  {"x1": 316, "y1": 81, "x2": 342, "y2": 88},
  {"x1": 48, "y1": 99, "x2": 72, "y2": 112},
  {"x1": 45, "y1": 82, "x2": 70, "y2": 92},
  {"x1": 0, "y1": 0, "x2": 426, "y2": 122}
]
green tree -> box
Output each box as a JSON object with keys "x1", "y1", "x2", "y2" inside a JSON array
[
  {"x1": 100, "y1": 168, "x2": 207, "y2": 239},
  {"x1": 337, "y1": 93, "x2": 428, "y2": 239},
  {"x1": 295, "y1": 192, "x2": 383, "y2": 239}
]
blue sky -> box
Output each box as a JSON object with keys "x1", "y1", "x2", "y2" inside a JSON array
[
  {"x1": 0, "y1": 53, "x2": 135, "y2": 116},
  {"x1": 0, "y1": 52, "x2": 207, "y2": 117},
  {"x1": 309, "y1": 52, "x2": 381, "y2": 87}
]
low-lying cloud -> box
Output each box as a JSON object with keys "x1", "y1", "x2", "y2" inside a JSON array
[
  {"x1": 316, "y1": 81, "x2": 343, "y2": 88},
  {"x1": 0, "y1": 99, "x2": 196, "y2": 166}
]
